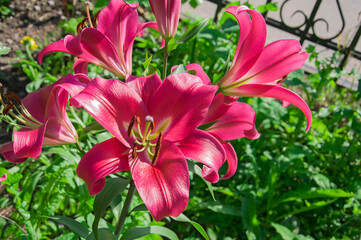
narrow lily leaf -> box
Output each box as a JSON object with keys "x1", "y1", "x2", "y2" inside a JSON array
[
  {"x1": 273, "y1": 189, "x2": 355, "y2": 207},
  {"x1": 187, "y1": 160, "x2": 215, "y2": 201},
  {"x1": 241, "y1": 195, "x2": 260, "y2": 237},
  {"x1": 130, "y1": 204, "x2": 148, "y2": 214},
  {"x1": 171, "y1": 64, "x2": 188, "y2": 75},
  {"x1": 50, "y1": 216, "x2": 90, "y2": 238},
  {"x1": 87, "y1": 228, "x2": 117, "y2": 240},
  {"x1": 178, "y1": 18, "x2": 209, "y2": 43},
  {"x1": 93, "y1": 178, "x2": 130, "y2": 240},
  {"x1": 171, "y1": 213, "x2": 209, "y2": 240},
  {"x1": 275, "y1": 199, "x2": 337, "y2": 222},
  {"x1": 271, "y1": 222, "x2": 296, "y2": 240},
  {"x1": 120, "y1": 226, "x2": 179, "y2": 240},
  {"x1": 83, "y1": 121, "x2": 105, "y2": 134}
]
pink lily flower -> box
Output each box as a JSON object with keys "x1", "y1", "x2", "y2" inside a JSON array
[
  {"x1": 177, "y1": 64, "x2": 259, "y2": 179},
  {"x1": 217, "y1": 6, "x2": 312, "y2": 131},
  {"x1": 71, "y1": 73, "x2": 226, "y2": 221},
  {"x1": 38, "y1": 0, "x2": 157, "y2": 79},
  {"x1": 149, "y1": 0, "x2": 181, "y2": 40},
  {"x1": 0, "y1": 74, "x2": 85, "y2": 163}
]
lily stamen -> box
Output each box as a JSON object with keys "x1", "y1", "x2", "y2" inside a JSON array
[
  {"x1": 93, "y1": 9, "x2": 102, "y2": 28},
  {"x1": 151, "y1": 132, "x2": 162, "y2": 165},
  {"x1": 278, "y1": 74, "x2": 288, "y2": 84},
  {"x1": 131, "y1": 143, "x2": 137, "y2": 159}
]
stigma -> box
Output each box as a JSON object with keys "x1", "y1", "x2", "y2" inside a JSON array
[{"x1": 127, "y1": 115, "x2": 162, "y2": 165}]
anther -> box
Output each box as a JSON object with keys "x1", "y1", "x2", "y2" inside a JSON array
[
  {"x1": 127, "y1": 116, "x2": 136, "y2": 137},
  {"x1": 77, "y1": 18, "x2": 89, "y2": 34},
  {"x1": 278, "y1": 74, "x2": 288, "y2": 84},
  {"x1": 3, "y1": 103, "x2": 14, "y2": 116},
  {"x1": 152, "y1": 132, "x2": 162, "y2": 164},
  {"x1": 132, "y1": 143, "x2": 137, "y2": 159},
  {"x1": 5, "y1": 92, "x2": 21, "y2": 105},
  {"x1": 93, "y1": 9, "x2": 102, "y2": 28}
]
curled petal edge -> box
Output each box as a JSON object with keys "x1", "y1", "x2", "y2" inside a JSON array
[{"x1": 221, "y1": 84, "x2": 312, "y2": 131}]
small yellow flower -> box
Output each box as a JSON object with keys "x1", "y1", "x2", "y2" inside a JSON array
[{"x1": 21, "y1": 36, "x2": 38, "y2": 50}]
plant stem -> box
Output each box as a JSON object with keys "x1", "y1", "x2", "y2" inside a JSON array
[
  {"x1": 162, "y1": 40, "x2": 169, "y2": 79},
  {"x1": 75, "y1": 141, "x2": 85, "y2": 155},
  {"x1": 115, "y1": 180, "x2": 136, "y2": 236}
]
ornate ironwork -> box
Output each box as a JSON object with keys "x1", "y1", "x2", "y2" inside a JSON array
[{"x1": 207, "y1": 0, "x2": 361, "y2": 69}]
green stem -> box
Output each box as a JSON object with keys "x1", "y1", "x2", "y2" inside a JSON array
[
  {"x1": 75, "y1": 141, "x2": 85, "y2": 155},
  {"x1": 115, "y1": 180, "x2": 136, "y2": 237},
  {"x1": 162, "y1": 40, "x2": 169, "y2": 79}
]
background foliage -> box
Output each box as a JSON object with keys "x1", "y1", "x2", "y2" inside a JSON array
[{"x1": 0, "y1": 0, "x2": 360, "y2": 239}]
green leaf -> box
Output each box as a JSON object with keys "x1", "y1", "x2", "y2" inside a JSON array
[
  {"x1": 94, "y1": 0, "x2": 111, "y2": 12},
  {"x1": 189, "y1": 0, "x2": 202, "y2": 8},
  {"x1": 197, "y1": 120, "x2": 218, "y2": 130},
  {"x1": 187, "y1": 160, "x2": 215, "y2": 200},
  {"x1": 241, "y1": 194, "x2": 260, "y2": 237},
  {"x1": 171, "y1": 213, "x2": 209, "y2": 240},
  {"x1": 178, "y1": 18, "x2": 209, "y2": 44},
  {"x1": 271, "y1": 222, "x2": 296, "y2": 240},
  {"x1": 130, "y1": 204, "x2": 148, "y2": 214},
  {"x1": 256, "y1": 3, "x2": 278, "y2": 13},
  {"x1": 87, "y1": 228, "x2": 117, "y2": 240},
  {"x1": 83, "y1": 121, "x2": 105, "y2": 134},
  {"x1": 197, "y1": 202, "x2": 242, "y2": 217},
  {"x1": 93, "y1": 178, "x2": 130, "y2": 240},
  {"x1": 120, "y1": 226, "x2": 179, "y2": 240},
  {"x1": 50, "y1": 216, "x2": 90, "y2": 238},
  {"x1": 275, "y1": 199, "x2": 337, "y2": 222},
  {"x1": 0, "y1": 42, "x2": 10, "y2": 56},
  {"x1": 142, "y1": 56, "x2": 158, "y2": 76},
  {"x1": 171, "y1": 64, "x2": 188, "y2": 75}
]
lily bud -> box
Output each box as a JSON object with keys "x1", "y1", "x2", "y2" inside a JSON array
[{"x1": 149, "y1": 0, "x2": 181, "y2": 40}]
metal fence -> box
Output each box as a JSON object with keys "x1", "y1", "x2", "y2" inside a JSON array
[{"x1": 208, "y1": 0, "x2": 361, "y2": 69}]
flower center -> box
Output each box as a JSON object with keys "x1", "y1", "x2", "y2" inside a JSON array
[
  {"x1": 127, "y1": 115, "x2": 162, "y2": 165},
  {"x1": 76, "y1": 2, "x2": 102, "y2": 34},
  {"x1": 0, "y1": 84, "x2": 43, "y2": 130}
]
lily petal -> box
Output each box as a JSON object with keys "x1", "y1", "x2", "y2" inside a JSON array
[
  {"x1": 223, "y1": 84, "x2": 312, "y2": 131},
  {"x1": 206, "y1": 102, "x2": 260, "y2": 140},
  {"x1": 126, "y1": 73, "x2": 162, "y2": 105},
  {"x1": 70, "y1": 77, "x2": 148, "y2": 147},
  {"x1": 0, "y1": 143, "x2": 28, "y2": 163},
  {"x1": 130, "y1": 140, "x2": 189, "y2": 221},
  {"x1": 79, "y1": 28, "x2": 128, "y2": 77},
  {"x1": 13, "y1": 125, "x2": 46, "y2": 159},
  {"x1": 202, "y1": 93, "x2": 237, "y2": 124},
  {"x1": 77, "y1": 138, "x2": 130, "y2": 195},
  {"x1": 148, "y1": 73, "x2": 217, "y2": 141},
  {"x1": 219, "y1": 6, "x2": 267, "y2": 87},
  {"x1": 38, "y1": 38, "x2": 70, "y2": 65},
  {"x1": 219, "y1": 141, "x2": 238, "y2": 180},
  {"x1": 177, "y1": 130, "x2": 225, "y2": 183},
  {"x1": 239, "y1": 39, "x2": 309, "y2": 84}
]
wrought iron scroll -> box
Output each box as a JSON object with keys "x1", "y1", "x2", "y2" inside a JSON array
[{"x1": 208, "y1": 0, "x2": 361, "y2": 69}]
